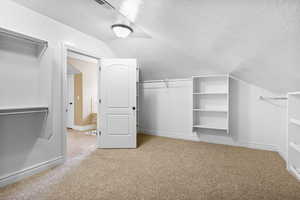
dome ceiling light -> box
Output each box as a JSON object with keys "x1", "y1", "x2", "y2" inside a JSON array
[
  {"x1": 111, "y1": 24, "x2": 133, "y2": 38},
  {"x1": 94, "y1": 0, "x2": 149, "y2": 39}
]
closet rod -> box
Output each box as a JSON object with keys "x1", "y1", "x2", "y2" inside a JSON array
[
  {"x1": 259, "y1": 96, "x2": 288, "y2": 100},
  {"x1": 142, "y1": 78, "x2": 190, "y2": 83},
  {"x1": 0, "y1": 110, "x2": 48, "y2": 116}
]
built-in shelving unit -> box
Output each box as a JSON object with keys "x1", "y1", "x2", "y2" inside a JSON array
[
  {"x1": 287, "y1": 92, "x2": 300, "y2": 181},
  {"x1": 192, "y1": 75, "x2": 229, "y2": 134}
]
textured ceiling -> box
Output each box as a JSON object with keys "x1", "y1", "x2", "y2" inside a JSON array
[{"x1": 11, "y1": 0, "x2": 300, "y2": 93}]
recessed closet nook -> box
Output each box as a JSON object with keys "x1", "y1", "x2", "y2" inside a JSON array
[
  {"x1": 192, "y1": 75, "x2": 229, "y2": 133},
  {"x1": 0, "y1": 27, "x2": 53, "y2": 180}
]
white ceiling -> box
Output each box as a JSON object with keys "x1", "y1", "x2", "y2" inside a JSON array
[{"x1": 11, "y1": 0, "x2": 300, "y2": 93}]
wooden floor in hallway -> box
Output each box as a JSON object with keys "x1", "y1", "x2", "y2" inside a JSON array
[{"x1": 67, "y1": 129, "x2": 97, "y2": 159}]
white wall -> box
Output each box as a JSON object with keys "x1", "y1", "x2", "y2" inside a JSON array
[
  {"x1": 82, "y1": 64, "x2": 98, "y2": 116},
  {"x1": 0, "y1": 0, "x2": 114, "y2": 186},
  {"x1": 0, "y1": 36, "x2": 41, "y2": 107},
  {"x1": 139, "y1": 78, "x2": 287, "y2": 158}
]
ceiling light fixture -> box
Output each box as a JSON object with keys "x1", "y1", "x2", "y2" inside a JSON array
[{"x1": 111, "y1": 24, "x2": 133, "y2": 38}]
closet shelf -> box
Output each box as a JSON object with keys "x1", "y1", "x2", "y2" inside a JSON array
[
  {"x1": 0, "y1": 27, "x2": 48, "y2": 58},
  {"x1": 288, "y1": 92, "x2": 300, "y2": 96},
  {"x1": 193, "y1": 109, "x2": 227, "y2": 112},
  {"x1": 0, "y1": 106, "x2": 48, "y2": 116},
  {"x1": 290, "y1": 165, "x2": 300, "y2": 180},
  {"x1": 290, "y1": 142, "x2": 300, "y2": 153},
  {"x1": 290, "y1": 118, "x2": 300, "y2": 127},
  {"x1": 193, "y1": 75, "x2": 228, "y2": 78},
  {"x1": 193, "y1": 92, "x2": 227, "y2": 95},
  {"x1": 193, "y1": 124, "x2": 227, "y2": 130}
]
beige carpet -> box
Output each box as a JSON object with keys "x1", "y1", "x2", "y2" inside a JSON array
[{"x1": 1, "y1": 134, "x2": 300, "y2": 200}]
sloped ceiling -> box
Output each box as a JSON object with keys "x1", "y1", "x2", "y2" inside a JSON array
[{"x1": 11, "y1": 0, "x2": 300, "y2": 93}]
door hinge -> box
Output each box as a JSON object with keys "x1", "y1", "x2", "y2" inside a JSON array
[
  {"x1": 99, "y1": 99, "x2": 101, "y2": 103},
  {"x1": 99, "y1": 67, "x2": 101, "y2": 71},
  {"x1": 98, "y1": 131, "x2": 101, "y2": 136}
]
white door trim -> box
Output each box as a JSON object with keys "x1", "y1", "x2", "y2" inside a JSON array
[{"x1": 61, "y1": 43, "x2": 101, "y2": 160}]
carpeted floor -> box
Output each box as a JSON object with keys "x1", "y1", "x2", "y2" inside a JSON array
[{"x1": 1, "y1": 134, "x2": 300, "y2": 200}]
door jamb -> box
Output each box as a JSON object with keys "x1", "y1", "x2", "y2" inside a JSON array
[{"x1": 61, "y1": 43, "x2": 101, "y2": 161}]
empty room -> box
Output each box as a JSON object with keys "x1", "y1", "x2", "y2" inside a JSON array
[{"x1": 0, "y1": 0, "x2": 300, "y2": 199}]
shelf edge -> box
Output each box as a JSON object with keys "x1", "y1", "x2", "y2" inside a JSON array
[
  {"x1": 290, "y1": 142, "x2": 300, "y2": 153},
  {"x1": 290, "y1": 118, "x2": 300, "y2": 126}
]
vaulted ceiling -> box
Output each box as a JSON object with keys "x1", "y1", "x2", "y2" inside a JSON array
[{"x1": 11, "y1": 0, "x2": 300, "y2": 93}]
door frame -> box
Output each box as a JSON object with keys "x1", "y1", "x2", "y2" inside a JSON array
[{"x1": 61, "y1": 43, "x2": 101, "y2": 161}]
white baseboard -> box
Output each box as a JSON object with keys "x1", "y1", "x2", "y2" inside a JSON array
[
  {"x1": 238, "y1": 141, "x2": 278, "y2": 152},
  {"x1": 140, "y1": 128, "x2": 279, "y2": 152},
  {"x1": 0, "y1": 156, "x2": 64, "y2": 188},
  {"x1": 140, "y1": 128, "x2": 198, "y2": 141}
]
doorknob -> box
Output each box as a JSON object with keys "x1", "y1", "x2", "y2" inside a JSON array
[
  {"x1": 132, "y1": 107, "x2": 136, "y2": 110},
  {"x1": 69, "y1": 102, "x2": 73, "y2": 105}
]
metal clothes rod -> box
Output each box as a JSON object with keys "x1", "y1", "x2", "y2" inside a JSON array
[
  {"x1": 259, "y1": 96, "x2": 288, "y2": 100},
  {"x1": 142, "y1": 78, "x2": 190, "y2": 83}
]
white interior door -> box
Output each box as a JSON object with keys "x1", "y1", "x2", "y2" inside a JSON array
[
  {"x1": 67, "y1": 74, "x2": 74, "y2": 128},
  {"x1": 99, "y1": 59, "x2": 137, "y2": 148}
]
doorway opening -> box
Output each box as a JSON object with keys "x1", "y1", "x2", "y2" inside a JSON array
[
  {"x1": 63, "y1": 44, "x2": 137, "y2": 154},
  {"x1": 66, "y1": 49, "x2": 99, "y2": 160}
]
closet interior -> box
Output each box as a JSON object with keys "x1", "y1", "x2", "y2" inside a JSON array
[{"x1": 0, "y1": 27, "x2": 52, "y2": 140}]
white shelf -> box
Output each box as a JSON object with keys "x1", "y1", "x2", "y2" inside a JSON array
[
  {"x1": 193, "y1": 109, "x2": 227, "y2": 112},
  {"x1": 0, "y1": 27, "x2": 48, "y2": 58},
  {"x1": 193, "y1": 124, "x2": 227, "y2": 130},
  {"x1": 290, "y1": 142, "x2": 300, "y2": 153},
  {"x1": 288, "y1": 92, "x2": 300, "y2": 96},
  {"x1": 193, "y1": 74, "x2": 228, "y2": 78},
  {"x1": 0, "y1": 105, "x2": 48, "y2": 110},
  {"x1": 0, "y1": 105, "x2": 48, "y2": 116},
  {"x1": 193, "y1": 92, "x2": 227, "y2": 95},
  {"x1": 290, "y1": 165, "x2": 300, "y2": 180},
  {"x1": 290, "y1": 118, "x2": 300, "y2": 127}
]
